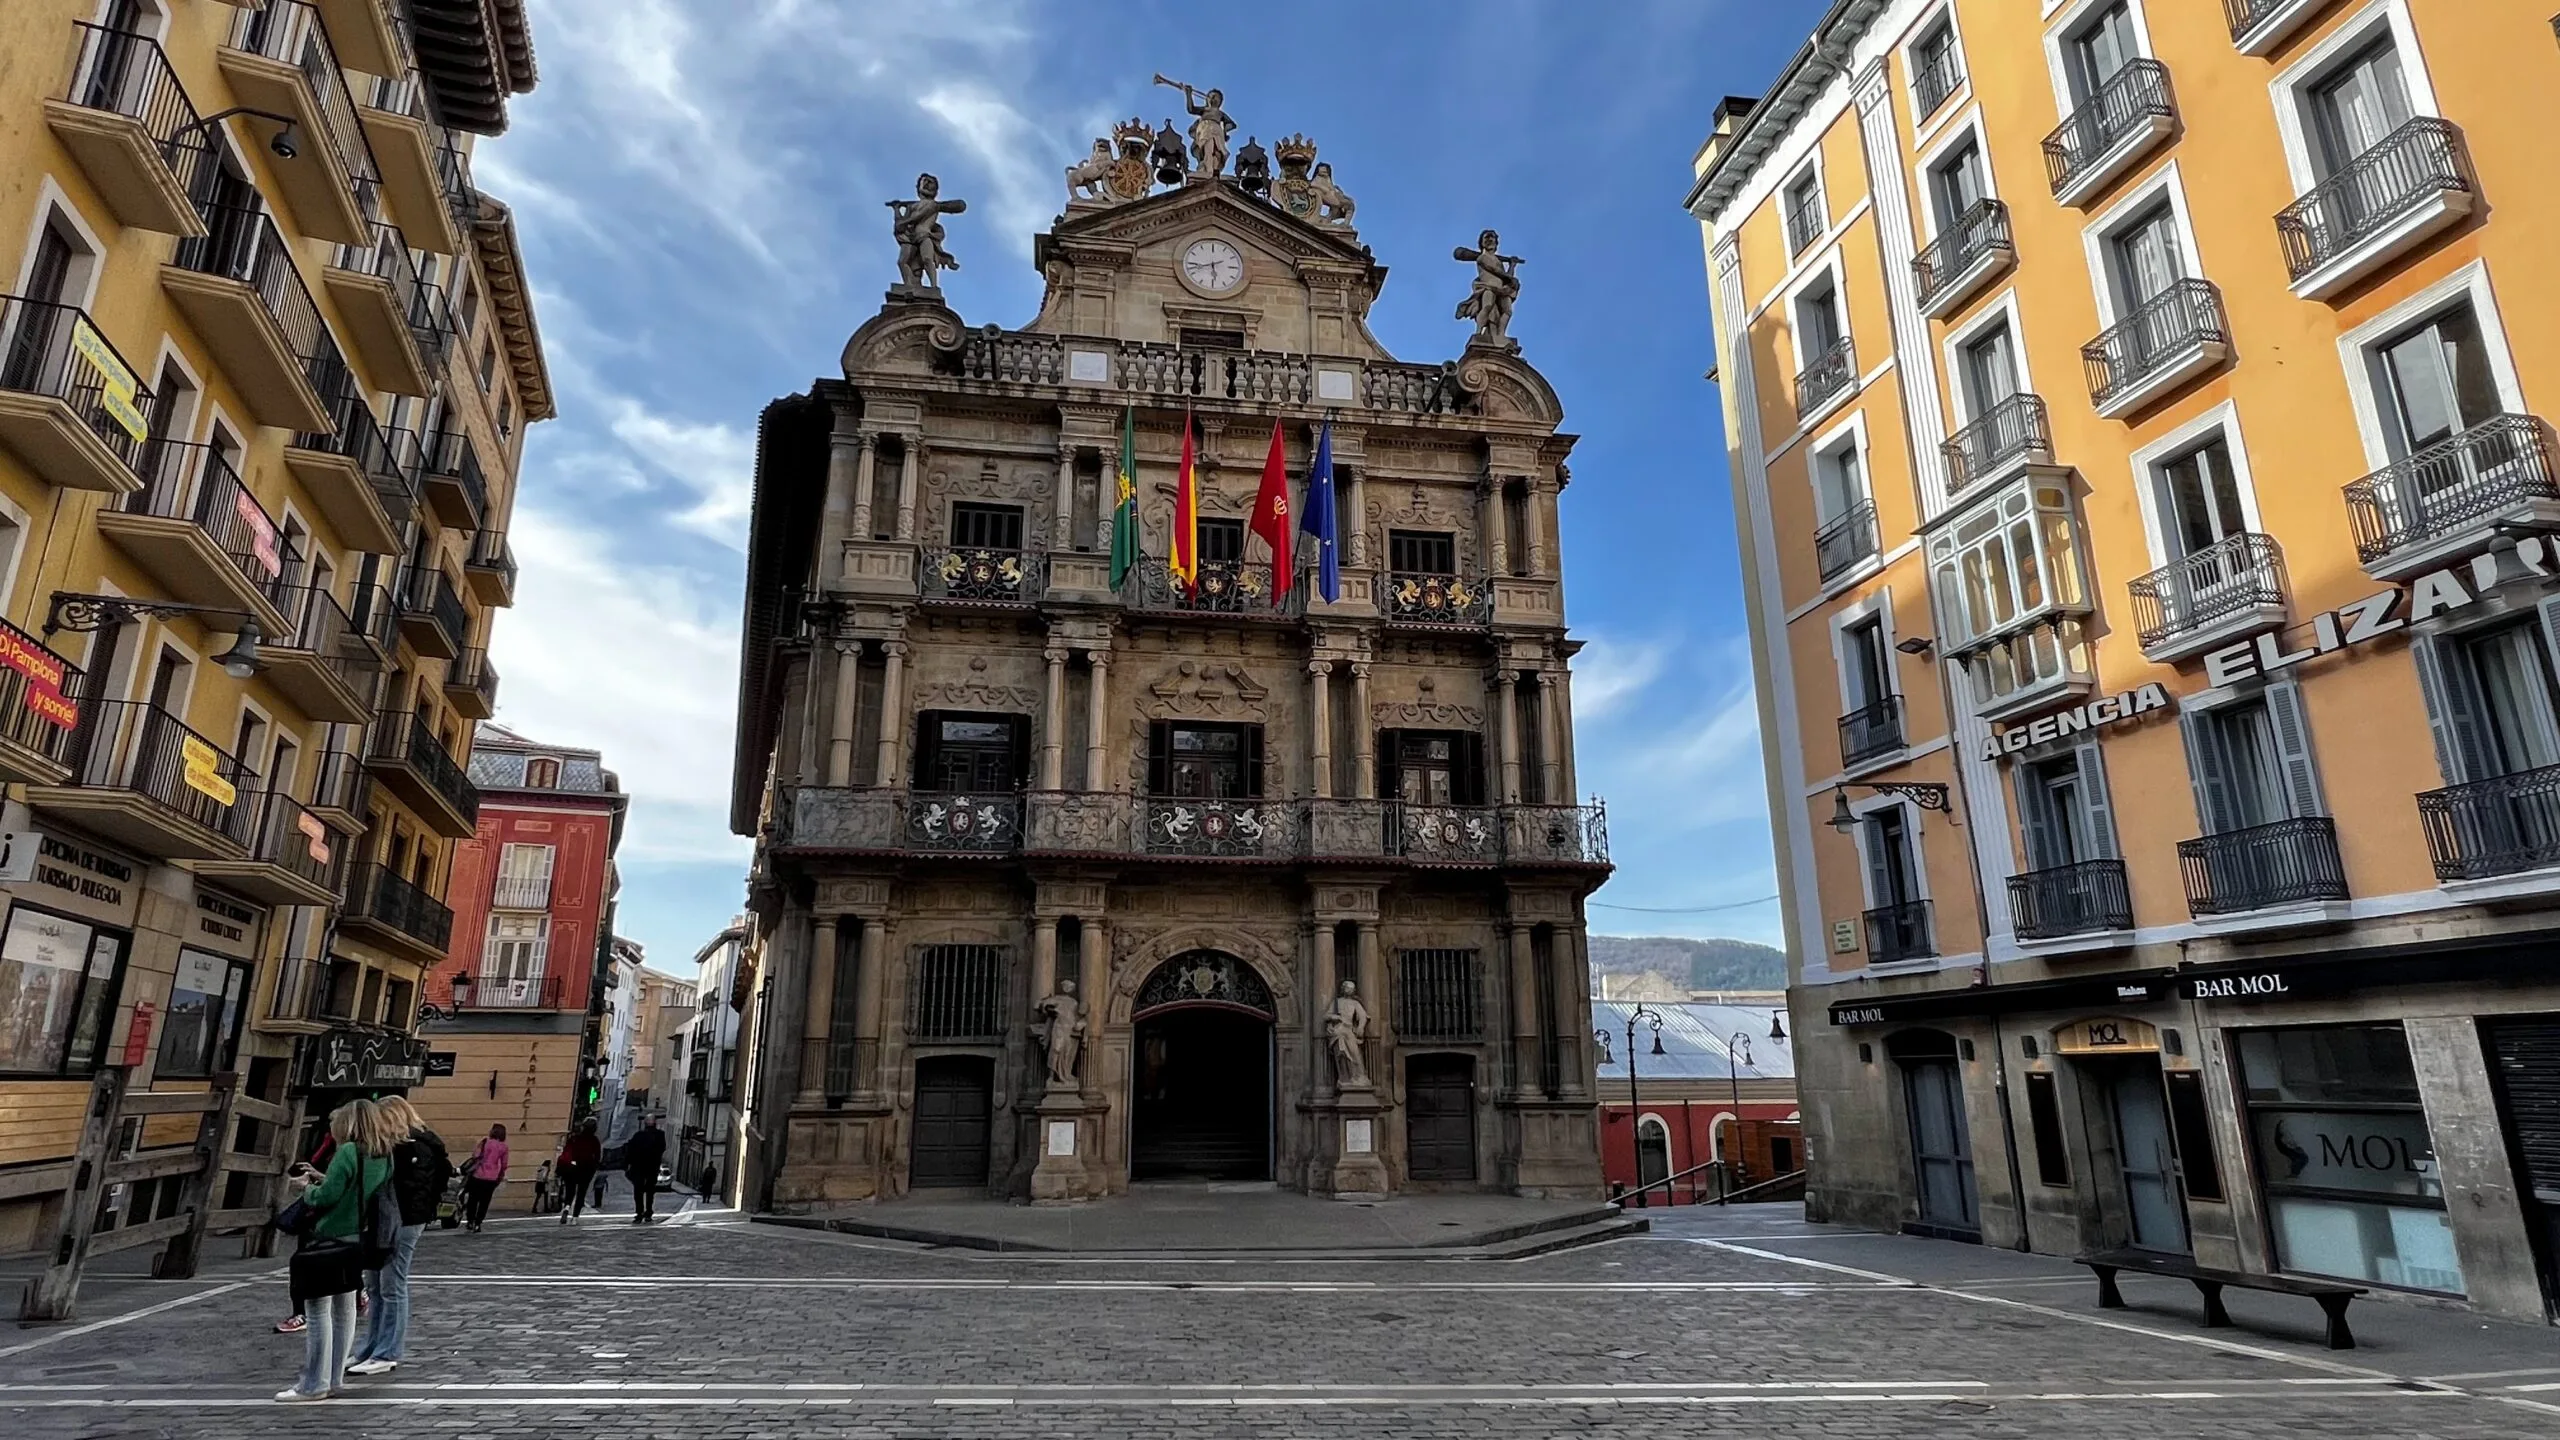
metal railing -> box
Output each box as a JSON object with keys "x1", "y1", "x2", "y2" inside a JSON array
[
  {"x1": 61, "y1": 699, "x2": 256, "y2": 848},
  {"x1": 2043, "y1": 59, "x2": 2174, "y2": 196},
  {"x1": 238, "y1": 789, "x2": 341, "y2": 893},
  {"x1": 909, "y1": 944, "x2": 1007, "y2": 1042},
  {"x1": 919, "y1": 546, "x2": 1036, "y2": 603},
  {"x1": 1794, "y1": 336, "x2": 1855, "y2": 422},
  {"x1": 419, "y1": 424, "x2": 489, "y2": 523},
  {"x1": 2128, "y1": 532, "x2": 2286, "y2": 651},
  {"x1": 433, "y1": 124, "x2": 476, "y2": 235},
  {"x1": 367, "y1": 708, "x2": 480, "y2": 826},
  {"x1": 1814, "y1": 499, "x2": 1879, "y2": 582},
  {"x1": 123, "y1": 441, "x2": 295, "y2": 610},
  {"x1": 310, "y1": 747, "x2": 367, "y2": 815},
  {"x1": 462, "y1": 974, "x2": 566, "y2": 1010},
  {"x1": 227, "y1": 0, "x2": 378, "y2": 197},
  {"x1": 904, "y1": 792, "x2": 1022, "y2": 851},
  {"x1": 1394, "y1": 949, "x2": 1483, "y2": 1041},
  {"x1": 1397, "y1": 803, "x2": 1502, "y2": 863},
  {"x1": 2224, "y1": 0, "x2": 2301, "y2": 42},
  {"x1": 1121, "y1": 557, "x2": 1302, "y2": 617},
  {"x1": 407, "y1": 276, "x2": 454, "y2": 373},
  {"x1": 341, "y1": 861, "x2": 454, "y2": 952},
  {"x1": 295, "y1": 355, "x2": 407, "y2": 498},
  {"x1": 2082, "y1": 278, "x2": 2226, "y2": 412},
  {"x1": 329, "y1": 221, "x2": 425, "y2": 336},
  {"x1": 0, "y1": 293, "x2": 156, "y2": 479},
  {"x1": 491, "y1": 869, "x2": 551, "y2": 909},
  {"x1": 1144, "y1": 796, "x2": 1297, "y2": 858},
  {"x1": 376, "y1": 424, "x2": 426, "y2": 518},
  {"x1": 1864, "y1": 899, "x2": 1934, "y2": 963},
  {"x1": 2343, "y1": 415, "x2": 2556, "y2": 565},
  {"x1": 1943, "y1": 393, "x2": 2050, "y2": 493},
  {"x1": 399, "y1": 562, "x2": 470, "y2": 653},
  {"x1": 346, "y1": 580, "x2": 398, "y2": 656},
  {"x1": 1913, "y1": 199, "x2": 2011, "y2": 312},
  {"x1": 447, "y1": 645, "x2": 499, "y2": 709},
  {"x1": 275, "y1": 582, "x2": 360, "y2": 677},
  {"x1": 2177, "y1": 816, "x2": 2348, "y2": 916},
  {"x1": 1913, "y1": 36, "x2": 1965, "y2": 115},
  {"x1": 173, "y1": 202, "x2": 329, "y2": 375},
  {"x1": 0, "y1": 616, "x2": 83, "y2": 765},
  {"x1": 466, "y1": 528, "x2": 517, "y2": 592},
  {"x1": 61, "y1": 22, "x2": 202, "y2": 183},
  {"x1": 2418, "y1": 762, "x2": 2560, "y2": 882},
  {"x1": 2009, "y1": 859, "x2": 2133, "y2": 939},
  {"x1": 2278, "y1": 119, "x2": 2472, "y2": 282},
  {"x1": 1838, "y1": 696, "x2": 1905, "y2": 769},
  {"x1": 1783, "y1": 185, "x2": 1826, "y2": 258},
  {"x1": 1383, "y1": 571, "x2": 1492, "y2": 624}
]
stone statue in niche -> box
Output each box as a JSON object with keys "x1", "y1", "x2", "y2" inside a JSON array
[
  {"x1": 1325, "y1": 980, "x2": 1373, "y2": 1090},
  {"x1": 1454, "y1": 229, "x2": 1525, "y2": 349},
  {"x1": 1031, "y1": 979, "x2": 1086, "y2": 1089},
  {"x1": 888, "y1": 173, "x2": 968, "y2": 293}
]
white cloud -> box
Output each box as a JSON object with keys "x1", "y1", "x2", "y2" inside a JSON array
[
  {"x1": 601, "y1": 399, "x2": 757, "y2": 548},
  {"x1": 1570, "y1": 632, "x2": 1669, "y2": 725},
  {"x1": 917, "y1": 81, "x2": 1065, "y2": 261}
]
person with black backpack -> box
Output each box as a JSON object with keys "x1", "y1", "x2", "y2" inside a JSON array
[
  {"x1": 348, "y1": 1097, "x2": 447, "y2": 1376},
  {"x1": 276, "y1": 1099, "x2": 397, "y2": 1402}
]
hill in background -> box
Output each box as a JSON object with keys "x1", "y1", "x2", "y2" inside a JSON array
[{"x1": 1588, "y1": 934, "x2": 1787, "y2": 992}]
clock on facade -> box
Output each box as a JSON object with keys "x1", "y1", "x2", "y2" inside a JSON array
[{"x1": 1180, "y1": 237, "x2": 1244, "y2": 294}]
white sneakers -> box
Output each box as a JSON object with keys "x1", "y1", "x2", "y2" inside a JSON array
[
  {"x1": 346, "y1": 1358, "x2": 398, "y2": 1375},
  {"x1": 273, "y1": 1388, "x2": 329, "y2": 1402}
]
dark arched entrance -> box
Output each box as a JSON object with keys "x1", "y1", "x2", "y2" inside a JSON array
[{"x1": 1131, "y1": 951, "x2": 1274, "y2": 1181}]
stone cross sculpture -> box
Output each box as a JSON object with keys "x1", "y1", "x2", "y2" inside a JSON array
[
  {"x1": 1156, "y1": 75, "x2": 1235, "y2": 177},
  {"x1": 887, "y1": 173, "x2": 968, "y2": 293},
  {"x1": 1453, "y1": 229, "x2": 1525, "y2": 348},
  {"x1": 1324, "y1": 979, "x2": 1372, "y2": 1090},
  {"x1": 1031, "y1": 979, "x2": 1086, "y2": 1089}
]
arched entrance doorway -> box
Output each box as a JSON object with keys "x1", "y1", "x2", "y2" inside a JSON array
[{"x1": 1130, "y1": 951, "x2": 1274, "y2": 1181}]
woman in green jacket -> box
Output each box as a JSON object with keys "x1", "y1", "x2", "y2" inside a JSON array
[{"x1": 279, "y1": 1100, "x2": 396, "y2": 1402}]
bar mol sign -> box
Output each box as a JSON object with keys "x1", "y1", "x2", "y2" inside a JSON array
[{"x1": 1984, "y1": 537, "x2": 2556, "y2": 762}]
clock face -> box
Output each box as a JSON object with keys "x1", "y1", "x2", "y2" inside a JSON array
[{"x1": 1181, "y1": 238, "x2": 1244, "y2": 293}]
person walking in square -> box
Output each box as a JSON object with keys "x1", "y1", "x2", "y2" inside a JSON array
[
  {"x1": 622, "y1": 1115, "x2": 667, "y2": 1224},
  {"x1": 277, "y1": 1100, "x2": 396, "y2": 1402},
  {"x1": 348, "y1": 1098, "x2": 446, "y2": 1375},
  {"x1": 555, "y1": 1119, "x2": 602, "y2": 1224},
  {"x1": 459, "y1": 1124, "x2": 508, "y2": 1231}
]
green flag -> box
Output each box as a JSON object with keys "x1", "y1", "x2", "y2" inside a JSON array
[{"x1": 1110, "y1": 405, "x2": 1141, "y2": 588}]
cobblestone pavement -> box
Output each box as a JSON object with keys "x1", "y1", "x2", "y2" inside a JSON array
[{"x1": 4, "y1": 1201, "x2": 2557, "y2": 1438}]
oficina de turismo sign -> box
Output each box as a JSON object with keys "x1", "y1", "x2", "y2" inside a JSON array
[{"x1": 1983, "y1": 538, "x2": 2550, "y2": 762}]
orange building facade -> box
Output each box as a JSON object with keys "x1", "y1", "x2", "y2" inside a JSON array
[{"x1": 1691, "y1": 0, "x2": 2559, "y2": 1323}]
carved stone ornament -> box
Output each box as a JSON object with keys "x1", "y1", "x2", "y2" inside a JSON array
[
  {"x1": 1142, "y1": 659, "x2": 1269, "y2": 718},
  {"x1": 1134, "y1": 950, "x2": 1275, "y2": 1018},
  {"x1": 1371, "y1": 700, "x2": 1484, "y2": 728},
  {"x1": 913, "y1": 679, "x2": 1041, "y2": 711}
]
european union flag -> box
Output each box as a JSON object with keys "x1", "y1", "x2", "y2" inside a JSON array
[{"x1": 1301, "y1": 419, "x2": 1340, "y2": 603}]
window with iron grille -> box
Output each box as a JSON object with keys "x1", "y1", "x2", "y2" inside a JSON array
[
  {"x1": 908, "y1": 944, "x2": 1008, "y2": 1041},
  {"x1": 1396, "y1": 949, "x2": 1482, "y2": 1041},
  {"x1": 950, "y1": 503, "x2": 1024, "y2": 550}
]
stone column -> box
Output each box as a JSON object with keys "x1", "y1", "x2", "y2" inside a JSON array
[
  {"x1": 853, "y1": 916, "x2": 886, "y2": 1096},
  {"x1": 800, "y1": 916, "x2": 839, "y2": 1102},
  {"x1": 1486, "y1": 476, "x2": 1509, "y2": 576},
  {"x1": 849, "y1": 432, "x2": 878, "y2": 539},
  {"x1": 1083, "y1": 650, "x2": 1111, "y2": 790},
  {"x1": 1535, "y1": 670, "x2": 1562, "y2": 804},
  {"x1": 1529, "y1": 482, "x2": 1552, "y2": 577},
  {"x1": 827, "y1": 641, "x2": 862, "y2": 786},
  {"x1": 1344, "y1": 465, "x2": 1367, "y2": 567},
  {"x1": 821, "y1": 426, "x2": 861, "y2": 582},
  {"x1": 1555, "y1": 667, "x2": 1578, "y2": 803},
  {"x1": 1078, "y1": 914, "x2": 1107, "y2": 1102},
  {"x1": 1307, "y1": 660, "x2": 1333, "y2": 800},
  {"x1": 894, "y1": 436, "x2": 921, "y2": 542},
  {"x1": 875, "y1": 640, "x2": 907, "y2": 788},
  {"x1": 1053, "y1": 441, "x2": 1077, "y2": 551},
  {"x1": 1040, "y1": 647, "x2": 1067, "y2": 790},
  {"x1": 1031, "y1": 916, "x2": 1059, "y2": 1003},
  {"x1": 1310, "y1": 921, "x2": 1337, "y2": 1100},
  {"x1": 1356, "y1": 920, "x2": 1388, "y2": 1073},
  {"x1": 1507, "y1": 922, "x2": 1538, "y2": 1099},
  {"x1": 1350, "y1": 663, "x2": 1374, "y2": 799},
  {"x1": 1495, "y1": 670, "x2": 1521, "y2": 804}
]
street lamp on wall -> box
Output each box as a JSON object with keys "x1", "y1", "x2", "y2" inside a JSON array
[
  {"x1": 1826, "y1": 781, "x2": 1955, "y2": 832},
  {"x1": 45, "y1": 594, "x2": 266, "y2": 677}
]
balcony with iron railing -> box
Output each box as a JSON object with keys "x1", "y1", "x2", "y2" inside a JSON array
[
  {"x1": 286, "y1": 359, "x2": 405, "y2": 554},
  {"x1": 2225, "y1": 0, "x2": 2342, "y2": 55},
  {"x1": 1794, "y1": 336, "x2": 1856, "y2": 424},
  {"x1": 218, "y1": 0, "x2": 380, "y2": 246},
  {"x1": 941, "y1": 328, "x2": 1480, "y2": 417},
  {"x1": 396, "y1": 562, "x2": 470, "y2": 661},
  {"x1": 2277, "y1": 118, "x2": 2476, "y2": 300},
  {"x1": 165, "y1": 202, "x2": 332, "y2": 431},
  {"x1": 1913, "y1": 199, "x2": 2013, "y2": 318},
  {"x1": 324, "y1": 220, "x2": 433, "y2": 395},
  {"x1": 444, "y1": 646, "x2": 499, "y2": 719},
  {"x1": 339, "y1": 861, "x2": 454, "y2": 962},
  {"x1": 0, "y1": 293, "x2": 156, "y2": 494},
  {"x1": 356, "y1": 65, "x2": 465, "y2": 255},
  {"x1": 2127, "y1": 531, "x2": 2288, "y2": 662},
  {"x1": 920, "y1": 546, "x2": 1038, "y2": 605},
  {"x1": 345, "y1": 580, "x2": 399, "y2": 662},
  {"x1": 1864, "y1": 899, "x2": 1934, "y2": 964},
  {"x1": 2177, "y1": 816, "x2": 2348, "y2": 919},
  {"x1": 30, "y1": 699, "x2": 255, "y2": 860},
  {"x1": 1383, "y1": 572, "x2": 1492, "y2": 626},
  {"x1": 197, "y1": 788, "x2": 343, "y2": 906},
  {"x1": 365, "y1": 709, "x2": 480, "y2": 838},
  {"x1": 2043, "y1": 59, "x2": 2176, "y2": 207},
  {"x1": 1943, "y1": 393, "x2": 2053, "y2": 494},
  {"x1": 102, "y1": 441, "x2": 294, "y2": 626},
  {"x1": 417, "y1": 425, "x2": 489, "y2": 530},
  {"x1": 2082, "y1": 278, "x2": 2229, "y2": 420},
  {"x1": 260, "y1": 584, "x2": 370, "y2": 723},
  {"x1": 376, "y1": 424, "x2": 427, "y2": 522},
  {"x1": 1120, "y1": 557, "x2": 1304, "y2": 619},
  {"x1": 0, "y1": 616, "x2": 83, "y2": 786},
  {"x1": 1912, "y1": 36, "x2": 1965, "y2": 116},
  {"x1": 2008, "y1": 859, "x2": 2134, "y2": 942},
  {"x1": 2342, "y1": 415, "x2": 2559, "y2": 580},
  {"x1": 464, "y1": 527, "x2": 516, "y2": 605},
  {"x1": 1838, "y1": 696, "x2": 1906, "y2": 771},
  {"x1": 2418, "y1": 763, "x2": 2560, "y2": 885},
  {"x1": 1783, "y1": 186, "x2": 1826, "y2": 258},
  {"x1": 309, "y1": 746, "x2": 369, "y2": 827},
  {"x1": 45, "y1": 22, "x2": 206, "y2": 236},
  {"x1": 461, "y1": 973, "x2": 567, "y2": 1010},
  {"x1": 1813, "y1": 499, "x2": 1879, "y2": 583}
]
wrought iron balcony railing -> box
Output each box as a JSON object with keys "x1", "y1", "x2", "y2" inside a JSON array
[
  {"x1": 237, "y1": 788, "x2": 342, "y2": 894},
  {"x1": 2417, "y1": 762, "x2": 2560, "y2": 882},
  {"x1": 491, "y1": 869, "x2": 551, "y2": 909},
  {"x1": 1814, "y1": 499, "x2": 1879, "y2": 582},
  {"x1": 448, "y1": 645, "x2": 499, "y2": 710},
  {"x1": 1864, "y1": 899, "x2": 1934, "y2": 963},
  {"x1": 0, "y1": 616, "x2": 82, "y2": 769},
  {"x1": 466, "y1": 527, "x2": 518, "y2": 593},
  {"x1": 2224, "y1": 0, "x2": 2324, "y2": 45},
  {"x1": 1383, "y1": 572, "x2": 1492, "y2": 625},
  {"x1": 1838, "y1": 696, "x2": 1906, "y2": 769},
  {"x1": 366, "y1": 709, "x2": 480, "y2": 827},
  {"x1": 2127, "y1": 531, "x2": 2287, "y2": 652},
  {"x1": 462, "y1": 973, "x2": 567, "y2": 1010},
  {"x1": 2043, "y1": 60, "x2": 2174, "y2": 198},
  {"x1": 330, "y1": 219, "x2": 426, "y2": 339},
  {"x1": 61, "y1": 699, "x2": 257, "y2": 848},
  {"x1": 2008, "y1": 859, "x2": 2133, "y2": 940},
  {"x1": 2278, "y1": 119, "x2": 2473, "y2": 284},
  {"x1": 419, "y1": 424, "x2": 489, "y2": 523},
  {"x1": 1943, "y1": 393, "x2": 2051, "y2": 494},
  {"x1": 904, "y1": 792, "x2": 1023, "y2": 852},
  {"x1": 2343, "y1": 415, "x2": 2556, "y2": 566},
  {"x1": 227, "y1": 0, "x2": 379, "y2": 195},
  {"x1": 173, "y1": 202, "x2": 330, "y2": 377},
  {"x1": 61, "y1": 22, "x2": 205, "y2": 192},
  {"x1": 2082, "y1": 278, "x2": 2227, "y2": 413},
  {"x1": 342, "y1": 860, "x2": 453, "y2": 953},
  {"x1": 400, "y1": 562, "x2": 470, "y2": 653},
  {"x1": 1784, "y1": 187, "x2": 1826, "y2": 258},
  {"x1": 1912, "y1": 38, "x2": 1965, "y2": 116},
  {"x1": 1145, "y1": 796, "x2": 1298, "y2": 858},
  {"x1": 1121, "y1": 557, "x2": 1303, "y2": 617},
  {"x1": 2176, "y1": 816, "x2": 2347, "y2": 916},
  {"x1": 1912, "y1": 200, "x2": 2012, "y2": 313},
  {"x1": 297, "y1": 353, "x2": 407, "y2": 486},
  {"x1": 920, "y1": 546, "x2": 1036, "y2": 604},
  {"x1": 309, "y1": 747, "x2": 368, "y2": 817},
  {"x1": 124, "y1": 440, "x2": 297, "y2": 610},
  {"x1": 1794, "y1": 336, "x2": 1856, "y2": 422},
  {"x1": 347, "y1": 581, "x2": 398, "y2": 657},
  {"x1": 0, "y1": 293, "x2": 157, "y2": 481}
]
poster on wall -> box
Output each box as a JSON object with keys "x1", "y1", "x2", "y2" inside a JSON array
[{"x1": 2251, "y1": 1109, "x2": 2443, "y2": 1200}]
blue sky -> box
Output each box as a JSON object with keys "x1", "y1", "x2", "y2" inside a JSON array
[{"x1": 480, "y1": 0, "x2": 1820, "y2": 973}]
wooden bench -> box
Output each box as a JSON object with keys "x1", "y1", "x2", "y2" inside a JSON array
[{"x1": 2076, "y1": 1248, "x2": 2365, "y2": 1349}]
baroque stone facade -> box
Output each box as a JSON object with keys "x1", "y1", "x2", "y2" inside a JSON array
[{"x1": 730, "y1": 129, "x2": 1606, "y2": 1208}]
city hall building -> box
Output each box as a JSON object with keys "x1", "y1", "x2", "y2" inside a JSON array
[
  {"x1": 730, "y1": 111, "x2": 1609, "y2": 1206},
  {"x1": 1692, "y1": 0, "x2": 2559, "y2": 1323}
]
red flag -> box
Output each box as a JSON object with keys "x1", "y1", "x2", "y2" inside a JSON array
[{"x1": 1250, "y1": 421, "x2": 1294, "y2": 603}]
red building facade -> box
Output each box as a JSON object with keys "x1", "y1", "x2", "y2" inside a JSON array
[{"x1": 1592, "y1": 1001, "x2": 1801, "y2": 1206}]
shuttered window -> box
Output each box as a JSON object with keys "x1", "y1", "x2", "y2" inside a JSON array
[
  {"x1": 2016, "y1": 742, "x2": 2119, "y2": 869},
  {"x1": 2412, "y1": 605, "x2": 2560, "y2": 784},
  {"x1": 2180, "y1": 682, "x2": 2324, "y2": 833}
]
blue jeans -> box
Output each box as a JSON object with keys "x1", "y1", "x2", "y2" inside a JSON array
[
  {"x1": 353, "y1": 1223, "x2": 423, "y2": 1362},
  {"x1": 296, "y1": 1290, "x2": 356, "y2": 1395}
]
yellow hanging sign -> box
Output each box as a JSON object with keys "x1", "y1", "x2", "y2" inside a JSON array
[
  {"x1": 181, "y1": 735, "x2": 237, "y2": 806},
  {"x1": 69, "y1": 317, "x2": 145, "y2": 443}
]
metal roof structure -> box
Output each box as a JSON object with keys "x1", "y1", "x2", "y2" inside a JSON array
[{"x1": 1592, "y1": 1001, "x2": 1796, "y2": 1083}]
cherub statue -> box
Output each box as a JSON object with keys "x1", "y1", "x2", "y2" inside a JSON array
[
  {"x1": 1031, "y1": 979, "x2": 1086, "y2": 1089},
  {"x1": 1154, "y1": 76, "x2": 1236, "y2": 177},
  {"x1": 1324, "y1": 979, "x2": 1372, "y2": 1090},
  {"x1": 1066, "y1": 138, "x2": 1114, "y2": 201},
  {"x1": 1309, "y1": 162, "x2": 1356, "y2": 227},
  {"x1": 887, "y1": 173, "x2": 968, "y2": 291},
  {"x1": 1453, "y1": 229, "x2": 1525, "y2": 347}
]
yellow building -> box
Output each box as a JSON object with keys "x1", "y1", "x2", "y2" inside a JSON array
[
  {"x1": 0, "y1": 0, "x2": 546, "y2": 1255},
  {"x1": 1691, "y1": 0, "x2": 2559, "y2": 1324}
]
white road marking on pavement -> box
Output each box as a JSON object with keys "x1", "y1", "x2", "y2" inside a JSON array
[
  {"x1": 395, "y1": 1274, "x2": 1891, "y2": 1293},
  {"x1": 0, "y1": 1281, "x2": 253, "y2": 1361}
]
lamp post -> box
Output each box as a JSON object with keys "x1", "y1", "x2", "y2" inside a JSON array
[
  {"x1": 1721, "y1": 1032, "x2": 1756, "y2": 1199},
  {"x1": 1599, "y1": 1002, "x2": 1665, "y2": 1207}
]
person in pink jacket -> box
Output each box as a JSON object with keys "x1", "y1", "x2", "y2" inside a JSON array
[{"x1": 458, "y1": 1124, "x2": 508, "y2": 1231}]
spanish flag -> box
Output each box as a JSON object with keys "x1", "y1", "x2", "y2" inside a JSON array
[{"x1": 1169, "y1": 410, "x2": 1199, "y2": 597}]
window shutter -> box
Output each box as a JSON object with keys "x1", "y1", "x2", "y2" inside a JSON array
[
  {"x1": 1146, "y1": 720, "x2": 1172, "y2": 796},
  {"x1": 2180, "y1": 708, "x2": 2235, "y2": 835},
  {"x1": 2073, "y1": 741, "x2": 2120, "y2": 860},
  {"x1": 2409, "y1": 636, "x2": 2480, "y2": 784},
  {"x1": 910, "y1": 710, "x2": 942, "y2": 790},
  {"x1": 2529, "y1": 597, "x2": 2560, "y2": 763},
  {"x1": 2014, "y1": 766, "x2": 2059, "y2": 871},
  {"x1": 1243, "y1": 725, "x2": 1265, "y2": 799},
  {"x1": 2263, "y1": 681, "x2": 2328, "y2": 819},
  {"x1": 1455, "y1": 731, "x2": 1486, "y2": 806},
  {"x1": 1860, "y1": 813, "x2": 1897, "y2": 907},
  {"x1": 1377, "y1": 729, "x2": 1404, "y2": 803}
]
